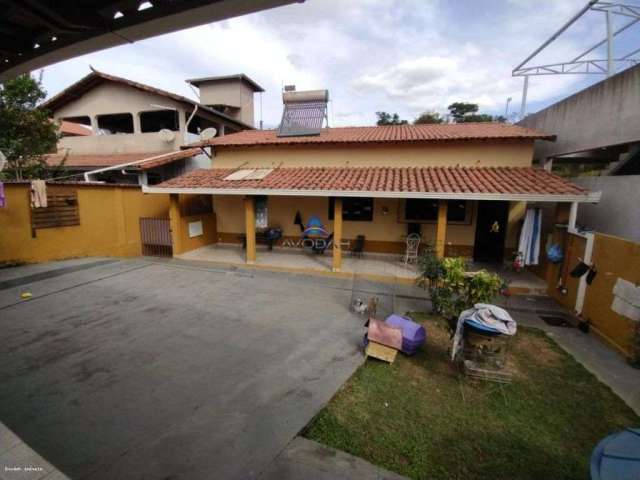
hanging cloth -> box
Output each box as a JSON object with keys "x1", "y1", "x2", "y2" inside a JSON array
[
  {"x1": 518, "y1": 207, "x2": 542, "y2": 266},
  {"x1": 30, "y1": 180, "x2": 47, "y2": 208},
  {"x1": 0, "y1": 181, "x2": 5, "y2": 208}
]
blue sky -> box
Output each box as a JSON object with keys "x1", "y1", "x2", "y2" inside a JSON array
[{"x1": 39, "y1": 0, "x2": 640, "y2": 127}]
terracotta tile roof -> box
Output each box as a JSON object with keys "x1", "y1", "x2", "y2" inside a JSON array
[
  {"x1": 44, "y1": 148, "x2": 200, "y2": 170},
  {"x1": 137, "y1": 148, "x2": 202, "y2": 170},
  {"x1": 150, "y1": 166, "x2": 589, "y2": 199},
  {"x1": 45, "y1": 152, "x2": 147, "y2": 168},
  {"x1": 189, "y1": 123, "x2": 555, "y2": 148},
  {"x1": 59, "y1": 120, "x2": 92, "y2": 136}
]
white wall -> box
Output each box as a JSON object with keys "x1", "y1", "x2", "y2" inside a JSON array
[{"x1": 572, "y1": 175, "x2": 640, "y2": 242}]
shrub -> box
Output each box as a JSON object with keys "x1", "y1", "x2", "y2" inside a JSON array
[{"x1": 417, "y1": 250, "x2": 504, "y2": 320}]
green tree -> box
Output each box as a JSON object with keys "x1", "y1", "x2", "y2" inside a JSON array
[
  {"x1": 447, "y1": 102, "x2": 479, "y2": 123},
  {"x1": 375, "y1": 111, "x2": 408, "y2": 126},
  {"x1": 447, "y1": 102, "x2": 506, "y2": 123},
  {"x1": 0, "y1": 74, "x2": 59, "y2": 180},
  {"x1": 414, "y1": 111, "x2": 443, "y2": 124}
]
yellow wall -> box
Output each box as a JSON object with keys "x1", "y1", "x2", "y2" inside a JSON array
[
  {"x1": 211, "y1": 140, "x2": 535, "y2": 169},
  {"x1": 583, "y1": 233, "x2": 639, "y2": 358},
  {"x1": 0, "y1": 183, "x2": 169, "y2": 263},
  {"x1": 212, "y1": 195, "x2": 525, "y2": 255},
  {"x1": 206, "y1": 140, "x2": 531, "y2": 254},
  {"x1": 535, "y1": 227, "x2": 640, "y2": 359}
]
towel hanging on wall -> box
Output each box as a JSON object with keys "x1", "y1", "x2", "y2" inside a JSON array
[
  {"x1": 518, "y1": 207, "x2": 542, "y2": 266},
  {"x1": 30, "y1": 180, "x2": 47, "y2": 208}
]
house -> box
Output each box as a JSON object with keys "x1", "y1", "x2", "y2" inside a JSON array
[
  {"x1": 40, "y1": 68, "x2": 263, "y2": 185},
  {"x1": 143, "y1": 115, "x2": 600, "y2": 275}
]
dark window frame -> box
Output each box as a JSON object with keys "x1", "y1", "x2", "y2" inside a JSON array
[
  {"x1": 401, "y1": 199, "x2": 472, "y2": 225},
  {"x1": 61, "y1": 115, "x2": 91, "y2": 126},
  {"x1": 96, "y1": 112, "x2": 134, "y2": 134},
  {"x1": 140, "y1": 109, "x2": 180, "y2": 133},
  {"x1": 328, "y1": 197, "x2": 374, "y2": 222}
]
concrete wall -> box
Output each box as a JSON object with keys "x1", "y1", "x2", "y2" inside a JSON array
[
  {"x1": 198, "y1": 79, "x2": 255, "y2": 127},
  {"x1": 54, "y1": 82, "x2": 188, "y2": 154},
  {"x1": 53, "y1": 82, "x2": 243, "y2": 155},
  {"x1": 519, "y1": 64, "x2": 640, "y2": 160},
  {"x1": 571, "y1": 175, "x2": 640, "y2": 242},
  {"x1": 211, "y1": 140, "x2": 536, "y2": 169},
  {"x1": 0, "y1": 183, "x2": 169, "y2": 263}
]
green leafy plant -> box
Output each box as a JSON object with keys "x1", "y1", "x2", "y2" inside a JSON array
[
  {"x1": 417, "y1": 251, "x2": 505, "y2": 321},
  {"x1": 416, "y1": 243, "x2": 443, "y2": 289}
]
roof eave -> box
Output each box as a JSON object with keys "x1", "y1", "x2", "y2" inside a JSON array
[
  {"x1": 142, "y1": 186, "x2": 601, "y2": 203},
  {"x1": 183, "y1": 135, "x2": 555, "y2": 150}
]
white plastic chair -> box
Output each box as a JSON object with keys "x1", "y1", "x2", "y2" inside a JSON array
[{"x1": 404, "y1": 233, "x2": 421, "y2": 265}]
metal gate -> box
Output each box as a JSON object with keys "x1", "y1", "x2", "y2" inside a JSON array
[{"x1": 140, "y1": 217, "x2": 172, "y2": 257}]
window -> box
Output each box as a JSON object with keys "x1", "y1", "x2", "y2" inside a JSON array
[
  {"x1": 140, "y1": 109, "x2": 179, "y2": 132},
  {"x1": 31, "y1": 191, "x2": 80, "y2": 230},
  {"x1": 255, "y1": 196, "x2": 268, "y2": 229},
  {"x1": 403, "y1": 199, "x2": 471, "y2": 224},
  {"x1": 405, "y1": 199, "x2": 438, "y2": 222},
  {"x1": 97, "y1": 113, "x2": 134, "y2": 134},
  {"x1": 62, "y1": 116, "x2": 91, "y2": 126},
  {"x1": 329, "y1": 197, "x2": 374, "y2": 222}
]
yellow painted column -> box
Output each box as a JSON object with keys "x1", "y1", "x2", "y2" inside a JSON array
[
  {"x1": 436, "y1": 200, "x2": 448, "y2": 258},
  {"x1": 169, "y1": 193, "x2": 183, "y2": 256},
  {"x1": 332, "y1": 198, "x2": 343, "y2": 272},
  {"x1": 244, "y1": 196, "x2": 256, "y2": 264}
]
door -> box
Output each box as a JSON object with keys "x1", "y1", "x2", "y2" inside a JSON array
[
  {"x1": 140, "y1": 217, "x2": 173, "y2": 257},
  {"x1": 473, "y1": 201, "x2": 509, "y2": 263}
]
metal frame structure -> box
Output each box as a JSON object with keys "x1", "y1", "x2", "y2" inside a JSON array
[{"x1": 513, "y1": 0, "x2": 640, "y2": 118}]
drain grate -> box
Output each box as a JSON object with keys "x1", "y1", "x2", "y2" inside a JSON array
[{"x1": 539, "y1": 314, "x2": 574, "y2": 327}]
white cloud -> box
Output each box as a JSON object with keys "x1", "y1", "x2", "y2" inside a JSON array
[{"x1": 38, "y1": 0, "x2": 632, "y2": 127}]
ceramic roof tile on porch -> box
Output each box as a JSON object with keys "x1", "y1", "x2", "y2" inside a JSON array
[
  {"x1": 188, "y1": 123, "x2": 556, "y2": 148},
  {"x1": 144, "y1": 166, "x2": 600, "y2": 203},
  {"x1": 44, "y1": 148, "x2": 201, "y2": 170}
]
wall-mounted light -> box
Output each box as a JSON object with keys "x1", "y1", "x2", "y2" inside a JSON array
[{"x1": 381, "y1": 206, "x2": 389, "y2": 215}]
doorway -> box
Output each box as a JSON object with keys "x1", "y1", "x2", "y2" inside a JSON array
[{"x1": 473, "y1": 201, "x2": 509, "y2": 263}]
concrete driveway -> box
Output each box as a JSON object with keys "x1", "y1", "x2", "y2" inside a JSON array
[{"x1": 0, "y1": 258, "x2": 417, "y2": 479}]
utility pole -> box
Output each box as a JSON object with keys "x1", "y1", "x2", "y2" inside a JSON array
[
  {"x1": 504, "y1": 97, "x2": 512, "y2": 119},
  {"x1": 519, "y1": 76, "x2": 529, "y2": 120},
  {"x1": 606, "y1": 10, "x2": 614, "y2": 77}
]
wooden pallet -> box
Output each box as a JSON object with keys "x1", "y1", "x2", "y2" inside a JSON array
[{"x1": 463, "y1": 360, "x2": 513, "y2": 384}]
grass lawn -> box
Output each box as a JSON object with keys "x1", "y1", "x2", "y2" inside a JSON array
[{"x1": 304, "y1": 313, "x2": 639, "y2": 480}]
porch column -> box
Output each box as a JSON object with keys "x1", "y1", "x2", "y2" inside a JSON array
[
  {"x1": 435, "y1": 200, "x2": 447, "y2": 258},
  {"x1": 244, "y1": 196, "x2": 256, "y2": 264},
  {"x1": 332, "y1": 198, "x2": 343, "y2": 272},
  {"x1": 169, "y1": 193, "x2": 183, "y2": 255}
]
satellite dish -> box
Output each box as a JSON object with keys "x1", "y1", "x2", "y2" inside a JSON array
[
  {"x1": 200, "y1": 127, "x2": 217, "y2": 141},
  {"x1": 159, "y1": 129, "x2": 176, "y2": 142},
  {"x1": 0, "y1": 150, "x2": 6, "y2": 172}
]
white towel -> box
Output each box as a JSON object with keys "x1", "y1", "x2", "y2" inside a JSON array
[
  {"x1": 517, "y1": 208, "x2": 542, "y2": 266},
  {"x1": 611, "y1": 278, "x2": 640, "y2": 322},
  {"x1": 30, "y1": 180, "x2": 47, "y2": 208}
]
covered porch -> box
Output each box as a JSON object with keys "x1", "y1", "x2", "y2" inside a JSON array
[
  {"x1": 144, "y1": 165, "x2": 600, "y2": 292},
  {"x1": 175, "y1": 242, "x2": 548, "y2": 293}
]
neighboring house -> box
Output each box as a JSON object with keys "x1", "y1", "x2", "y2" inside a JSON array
[
  {"x1": 144, "y1": 120, "x2": 600, "y2": 272},
  {"x1": 40, "y1": 68, "x2": 262, "y2": 185}
]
